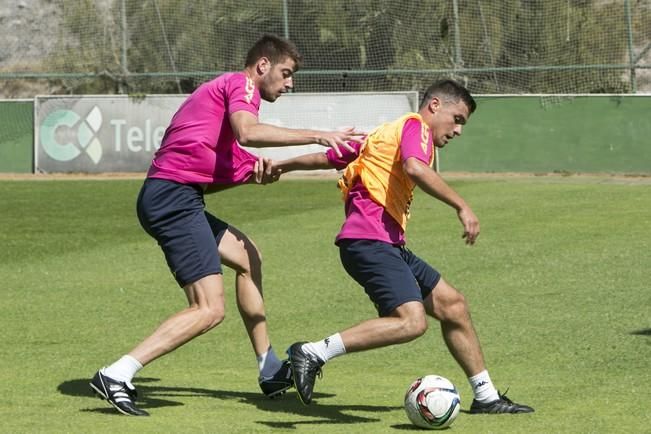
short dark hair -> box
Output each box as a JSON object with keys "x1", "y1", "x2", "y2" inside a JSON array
[
  {"x1": 419, "y1": 79, "x2": 476, "y2": 113},
  {"x1": 245, "y1": 34, "x2": 303, "y2": 71}
]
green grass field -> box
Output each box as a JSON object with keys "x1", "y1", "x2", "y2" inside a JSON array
[{"x1": 1, "y1": 176, "x2": 649, "y2": 433}]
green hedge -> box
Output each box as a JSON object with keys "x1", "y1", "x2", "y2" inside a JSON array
[
  {"x1": 443, "y1": 96, "x2": 651, "y2": 174},
  {"x1": 0, "y1": 101, "x2": 33, "y2": 173}
]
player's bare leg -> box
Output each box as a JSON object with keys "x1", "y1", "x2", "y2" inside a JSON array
[
  {"x1": 90, "y1": 274, "x2": 225, "y2": 416},
  {"x1": 425, "y1": 278, "x2": 534, "y2": 414},
  {"x1": 339, "y1": 301, "x2": 428, "y2": 352},
  {"x1": 424, "y1": 278, "x2": 485, "y2": 377},
  {"x1": 288, "y1": 301, "x2": 427, "y2": 404},
  {"x1": 218, "y1": 226, "x2": 269, "y2": 355},
  {"x1": 130, "y1": 273, "x2": 226, "y2": 365},
  {"x1": 218, "y1": 225, "x2": 292, "y2": 397}
]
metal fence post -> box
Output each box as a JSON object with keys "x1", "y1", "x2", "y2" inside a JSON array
[
  {"x1": 452, "y1": 0, "x2": 463, "y2": 71},
  {"x1": 283, "y1": 0, "x2": 290, "y2": 39},
  {"x1": 624, "y1": 0, "x2": 636, "y2": 93},
  {"x1": 120, "y1": 0, "x2": 128, "y2": 94}
]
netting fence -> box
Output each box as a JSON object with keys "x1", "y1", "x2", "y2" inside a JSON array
[{"x1": 1, "y1": 0, "x2": 650, "y2": 97}]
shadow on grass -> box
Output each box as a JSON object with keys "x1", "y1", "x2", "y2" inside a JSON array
[
  {"x1": 59, "y1": 377, "x2": 402, "y2": 428},
  {"x1": 390, "y1": 423, "x2": 439, "y2": 430},
  {"x1": 631, "y1": 328, "x2": 651, "y2": 336}
]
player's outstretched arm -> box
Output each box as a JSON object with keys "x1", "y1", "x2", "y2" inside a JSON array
[
  {"x1": 205, "y1": 141, "x2": 361, "y2": 194},
  {"x1": 274, "y1": 152, "x2": 332, "y2": 173},
  {"x1": 230, "y1": 111, "x2": 363, "y2": 157},
  {"x1": 274, "y1": 139, "x2": 362, "y2": 174},
  {"x1": 403, "y1": 157, "x2": 480, "y2": 245}
]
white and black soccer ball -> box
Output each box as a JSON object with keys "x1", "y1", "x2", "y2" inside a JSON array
[{"x1": 404, "y1": 375, "x2": 461, "y2": 430}]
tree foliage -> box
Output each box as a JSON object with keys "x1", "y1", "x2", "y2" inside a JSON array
[{"x1": 43, "y1": 0, "x2": 650, "y2": 95}]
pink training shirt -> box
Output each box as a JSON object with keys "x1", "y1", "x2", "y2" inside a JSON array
[
  {"x1": 330, "y1": 118, "x2": 434, "y2": 245},
  {"x1": 147, "y1": 72, "x2": 260, "y2": 185}
]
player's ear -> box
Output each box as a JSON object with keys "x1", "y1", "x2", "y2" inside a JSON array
[
  {"x1": 257, "y1": 57, "x2": 271, "y2": 76},
  {"x1": 429, "y1": 97, "x2": 441, "y2": 114}
]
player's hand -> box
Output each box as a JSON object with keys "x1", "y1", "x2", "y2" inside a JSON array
[
  {"x1": 457, "y1": 206, "x2": 480, "y2": 245},
  {"x1": 317, "y1": 127, "x2": 365, "y2": 157},
  {"x1": 263, "y1": 159, "x2": 283, "y2": 184},
  {"x1": 253, "y1": 157, "x2": 282, "y2": 184}
]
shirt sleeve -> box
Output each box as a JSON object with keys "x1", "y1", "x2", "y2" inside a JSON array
[
  {"x1": 225, "y1": 73, "x2": 260, "y2": 117},
  {"x1": 400, "y1": 118, "x2": 433, "y2": 165},
  {"x1": 325, "y1": 139, "x2": 364, "y2": 170}
]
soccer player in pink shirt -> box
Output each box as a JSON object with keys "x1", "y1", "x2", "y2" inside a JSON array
[
  {"x1": 271, "y1": 80, "x2": 533, "y2": 415},
  {"x1": 90, "y1": 34, "x2": 362, "y2": 416}
]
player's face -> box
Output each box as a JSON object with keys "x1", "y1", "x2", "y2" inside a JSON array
[
  {"x1": 430, "y1": 99, "x2": 470, "y2": 148},
  {"x1": 259, "y1": 57, "x2": 296, "y2": 102}
]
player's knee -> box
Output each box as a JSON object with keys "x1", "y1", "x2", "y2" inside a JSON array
[
  {"x1": 196, "y1": 306, "x2": 225, "y2": 333},
  {"x1": 402, "y1": 315, "x2": 428, "y2": 341},
  {"x1": 394, "y1": 302, "x2": 428, "y2": 341},
  {"x1": 440, "y1": 290, "x2": 470, "y2": 323}
]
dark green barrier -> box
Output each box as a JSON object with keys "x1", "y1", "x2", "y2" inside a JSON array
[
  {"x1": 0, "y1": 100, "x2": 33, "y2": 173},
  {"x1": 441, "y1": 96, "x2": 651, "y2": 174},
  {"x1": 1, "y1": 96, "x2": 650, "y2": 174}
]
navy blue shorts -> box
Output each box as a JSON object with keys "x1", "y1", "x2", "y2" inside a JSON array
[
  {"x1": 136, "y1": 178, "x2": 229, "y2": 288},
  {"x1": 338, "y1": 239, "x2": 441, "y2": 317}
]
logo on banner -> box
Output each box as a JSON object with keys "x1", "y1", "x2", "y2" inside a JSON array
[{"x1": 40, "y1": 106, "x2": 103, "y2": 164}]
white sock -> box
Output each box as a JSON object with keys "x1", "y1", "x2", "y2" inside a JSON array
[
  {"x1": 102, "y1": 355, "x2": 143, "y2": 383},
  {"x1": 257, "y1": 346, "x2": 282, "y2": 379},
  {"x1": 468, "y1": 370, "x2": 499, "y2": 403},
  {"x1": 302, "y1": 333, "x2": 346, "y2": 363}
]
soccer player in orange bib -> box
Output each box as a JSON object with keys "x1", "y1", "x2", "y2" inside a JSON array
[{"x1": 275, "y1": 79, "x2": 534, "y2": 414}]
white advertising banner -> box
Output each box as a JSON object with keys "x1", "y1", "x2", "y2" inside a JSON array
[{"x1": 34, "y1": 92, "x2": 417, "y2": 173}]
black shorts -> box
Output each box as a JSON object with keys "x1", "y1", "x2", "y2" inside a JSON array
[
  {"x1": 338, "y1": 239, "x2": 441, "y2": 317},
  {"x1": 136, "y1": 178, "x2": 229, "y2": 288}
]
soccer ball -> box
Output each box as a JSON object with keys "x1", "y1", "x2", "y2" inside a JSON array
[{"x1": 404, "y1": 375, "x2": 461, "y2": 429}]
